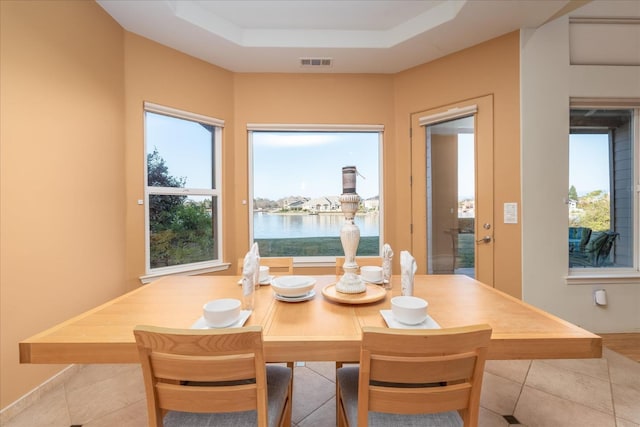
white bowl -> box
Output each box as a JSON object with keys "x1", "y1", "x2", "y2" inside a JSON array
[
  {"x1": 391, "y1": 296, "x2": 428, "y2": 325},
  {"x1": 259, "y1": 265, "x2": 270, "y2": 282},
  {"x1": 203, "y1": 298, "x2": 242, "y2": 327},
  {"x1": 360, "y1": 265, "x2": 383, "y2": 283},
  {"x1": 271, "y1": 276, "x2": 316, "y2": 297}
]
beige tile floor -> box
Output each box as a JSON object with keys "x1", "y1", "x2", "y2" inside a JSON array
[{"x1": 2, "y1": 348, "x2": 639, "y2": 427}]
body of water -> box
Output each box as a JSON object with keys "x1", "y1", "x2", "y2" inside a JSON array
[{"x1": 253, "y1": 212, "x2": 379, "y2": 238}]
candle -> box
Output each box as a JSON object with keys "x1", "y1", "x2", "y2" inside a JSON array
[{"x1": 342, "y1": 166, "x2": 357, "y2": 194}]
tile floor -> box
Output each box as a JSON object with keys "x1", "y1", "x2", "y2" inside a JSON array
[{"x1": 2, "y1": 348, "x2": 639, "y2": 427}]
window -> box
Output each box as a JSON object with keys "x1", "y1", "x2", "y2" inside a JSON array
[
  {"x1": 248, "y1": 125, "x2": 382, "y2": 260},
  {"x1": 143, "y1": 103, "x2": 223, "y2": 277},
  {"x1": 568, "y1": 107, "x2": 638, "y2": 275}
]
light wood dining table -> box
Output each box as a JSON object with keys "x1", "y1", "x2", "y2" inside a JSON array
[{"x1": 19, "y1": 274, "x2": 601, "y2": 365}]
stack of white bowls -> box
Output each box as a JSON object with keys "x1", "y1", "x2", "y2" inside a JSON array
[{"x1": 271, "y1": 276, "x2": 316, "y2": 300}]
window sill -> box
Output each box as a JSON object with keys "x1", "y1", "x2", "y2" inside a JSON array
[
  {"x1": 566, "y1": 270, "x2": 640, "y2": 285},
  {"x1": 140, "y1": 262, "x2": 231, "y2": 284},
  {"x1": 291, "y1": 256, "x2": 384, "y2": 269},
  {"x1": 293, "y1": 256, "x2": 338, "y2": 268}
]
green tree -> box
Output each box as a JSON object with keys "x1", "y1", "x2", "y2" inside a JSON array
[
  {"x1": 147, "y1": 148, "x2": 214, "y2": 267},
  {"x1": 575, "y1": 190, "x2": 611, "y2": 231},
  {"x1": 568, "y1": 185, "x2": 578, "y2": 200},
  {"x1": 147, "y1": 147, "x2": 185, "y2": 187},
  {"x1": 147, "y1": 147, "x2": 186, "y2": 231},
  {"x1": 254, "y1": 197, "x2": 278, "y2": 210}
]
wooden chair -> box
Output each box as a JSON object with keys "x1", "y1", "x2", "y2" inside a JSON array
[
  {"x1": 134, "y1": 325, "x2": 293, "y2": 427},
  {"x1": 335, "y1": 255, "x2": 384, "y2": 371},
  {"x1": 236, "y1": 256, "x2": 294, "y2": 371},
  {"x1": 335, "y1": 256, "x2": 382, "y2": 275},
  {"x1": 237, "y1": 257, "x2": 294, "y2": 275},
  {"x1": 336, "y1": 324, "x2": 492, "y2": 427},
  {"x1": 334, "y1": 255, "x2": 384, "y2": 406}
]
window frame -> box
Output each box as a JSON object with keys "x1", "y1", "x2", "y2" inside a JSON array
[
  {"x1": 566, "y1": 100, "x2": 640, "y2": 285},
  {"x1": 247, "y1": 123, "x2": 384, "y2": 266},
  {"x1": 140, "y1": 102, "x2": 226, "y2": 283}
]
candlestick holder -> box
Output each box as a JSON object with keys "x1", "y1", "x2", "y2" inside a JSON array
[{"x1": 335, "y1": 193, "x2": 366, "y2": 294}]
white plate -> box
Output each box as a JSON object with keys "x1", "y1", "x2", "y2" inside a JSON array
[
  {"x1": 359, "y1": 275, "x2": 384, "y2": 285},
  {"x1": 260, "y1": 275, "x2": 274, "y2": 285},
  {"x1": 379, "y1": 310, "x2": 440, "y2": 329},
  {"x1": 191, "y1": 310, "x2": 252, "y2": 329},
  {"x1": 274, "y1": 290, "x2": 316, "y2": 302}
]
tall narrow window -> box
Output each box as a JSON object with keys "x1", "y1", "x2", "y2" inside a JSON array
[
  {"x1": 568, "y1": 108, "x2": 637, "y2": 271},
  {"x1": 144, "y1": 103, "x2": 223, "y2": 275},
  {"x1": 249, "y1": 126, "x2": 382, "y2": 259},
  {"x1": 425, "y1": 115, "x2": 475, "y2": 278}
]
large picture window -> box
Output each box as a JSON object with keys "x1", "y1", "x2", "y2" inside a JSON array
[
  {"x1": 144, "y1": 103, "x2": 223, "y2": 275},
  {"x1": 249, "y1": 126, "x2": 382, "y2": 260},
  {"x1": 568, "y1": 107, "x2": 638, "y2": 273}
]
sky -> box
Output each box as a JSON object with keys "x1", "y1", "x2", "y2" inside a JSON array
[
  {"x1": 252, "y1": 132, "x2": 380, "y2": 200},
  {"x1": 146, "y1": 113, "x2": 381, "y2": 199},
  {"x1": 457, "y1": 134, "x2": 475, "y2": 200},
  {"x1": 146, "y1": 112, "x2": 214, "y2": 189},
  {"x1": 146, "y1": 112, "x2": 610, "y2": 201},
  {"x1": 569, "y1": 133, "x2": 610, "y2": 195}
]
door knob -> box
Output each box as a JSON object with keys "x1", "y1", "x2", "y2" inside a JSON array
[{"x1": 476, "y1": 235, "x2": 492, "y2": 244}]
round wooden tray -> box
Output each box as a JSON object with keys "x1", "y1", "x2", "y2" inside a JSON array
[{"x1": 322, "y1": 282, "x2": 387, "y2": 304}]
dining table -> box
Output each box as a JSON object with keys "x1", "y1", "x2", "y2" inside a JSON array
[{"x1": 19, "y1": 274, "x2": 601, "y2": 365}]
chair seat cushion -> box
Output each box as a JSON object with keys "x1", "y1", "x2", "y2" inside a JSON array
[
  {"x1": 164, "y1": 365, "x2": 291, "y2": 427},
  {"x1": 337, "y1": 366, "x2": 463, "y2": 427}
]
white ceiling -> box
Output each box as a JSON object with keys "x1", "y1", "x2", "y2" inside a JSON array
[{"x1": 96, "y1": 0, "x2": 586, "y2": 73}]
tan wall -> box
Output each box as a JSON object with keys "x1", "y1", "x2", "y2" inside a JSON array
[
  {"x1": 122, "y1": 33, "x2": 235, "y2": 288},
  {"x1": 231, "y1": 73, "x2": 396, "y2": 271},
  {"x1": 0, "y1": 1, "x2": 126, "y2": 408},
  {"x1": 394, "y1": 32, "x2": 522, "y2": 298},
  {"x1": 431, "y1": 134, "x2": 459, "y2": 274},
  {"x1": 0, "y1": 2, "x2": 522, "y2": 410}
]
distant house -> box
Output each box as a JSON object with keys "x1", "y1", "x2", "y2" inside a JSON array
[
  {"x1": 282, "y1": 197, "x2": 308, "y2": 211},
  {"x1": 363, "y1": 196, "x2": 379, "y2": 211},
  {"x1": 303, "y1": 196, "x2": 340, "y2": 212},
  {"x1": 458, "y1": 199, "x2": 475, "y2": 218},
  {"x1": 568, "y1": 199, "x2": 578, "y2": 210}
]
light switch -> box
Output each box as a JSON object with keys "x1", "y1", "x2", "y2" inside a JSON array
[{"x1": 504, "y1": 202, "x2": 517, "y2": 224}]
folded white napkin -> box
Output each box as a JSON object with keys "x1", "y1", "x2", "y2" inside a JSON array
[
  {"x1": 379, "y1": 310, "x2": 440, "y2": 329},
  {"x1": 251, "y1": 242, "x2": 260, "y2": 259},
  {"x1": 242, "y1": 251, "x2": 257, "y2": 297},
  {"x1": 400, "y1": 250, "x2": 416, "y2": 296},
  {"x1": 382, "y1": 243, "x2": 394, "y2": 281},
  {"x1": 250, "y1": 242, "x2": 261, "y2": 287}
]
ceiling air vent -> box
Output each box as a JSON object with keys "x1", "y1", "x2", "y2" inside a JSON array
[{"x1": 300, "y1": 57, "x2": 332, "y2": 68}]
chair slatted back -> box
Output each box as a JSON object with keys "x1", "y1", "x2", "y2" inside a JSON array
[
  {"x1": 358, "y1": 325, "x2": 492, "y2": 426},
  {"x1": 335, "y1": 256, "x2": 382, "y2": 275},
  {"x1": 134, "y1": 325, "x2": 269, "y2": 427},
  {"x1": 237, "y1": 257, "x2": 294, "y2": 275}
]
